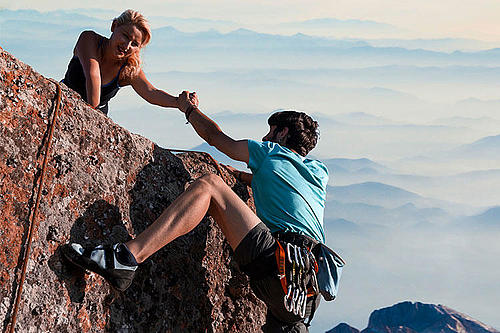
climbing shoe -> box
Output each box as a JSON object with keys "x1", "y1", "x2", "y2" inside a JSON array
[{"x1": 61, "y1": 243, "x2": 138, "y2": 292}]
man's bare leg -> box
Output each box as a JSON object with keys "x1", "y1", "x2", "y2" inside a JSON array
[{"x1": 126, "y1": 173, "x2": 262, "y2": 264}]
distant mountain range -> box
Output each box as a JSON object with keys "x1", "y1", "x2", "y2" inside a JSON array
[
  {"x1": 431, "y1": 116, "x2": 500, "y2": 133},
  {"x1": 7, "y1": 9, "x2": 499, "y2": 51},
  {"x1": 450, "y1": 134, "x2": 500, "y2": 158},
  {"x1": 455, "y1": 206, "x2": 500, "y2": 229},
  {"x1": 394, "y1": 132, "x2": 500, "y2": 181},
  {"x1": 323, "y1": 157, "x2": 392, "y2": 174},
  {"x1": 324, "y1": 199, "x2": 450, "y2": 229},
  {"x1": 363, "y1": 38, "x2": 500, "y2": 52},
  {"x1": 279, "y1": 17, "x2": 397, "y2": 31},
  {"x1": 5, "y1": 8, "x2": 500, "y2": 78},
  {"x1": 328, "y1": 182, "x2": 428, "y2": 209},
  {"x1": 327, "y1": 301, "x2": 500, "y2": 333},
  {"x1": 272, "y1": 18, "x2": 402, "y2": 39}
]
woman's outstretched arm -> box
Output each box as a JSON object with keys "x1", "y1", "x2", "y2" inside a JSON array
[
  {"x1": 74, "y1": 31, "x2": 101, "y2": 108},
  {"x1": 130, "y1": 70, "x2": 179, "y2": 108}
]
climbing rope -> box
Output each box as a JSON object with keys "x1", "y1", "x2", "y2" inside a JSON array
[
  {"x1": 6, "y1": 82, "x2": 236, "y2": 332},
  {"x1": 8, "y1": 79, "x2": 62, "y2": 333}
]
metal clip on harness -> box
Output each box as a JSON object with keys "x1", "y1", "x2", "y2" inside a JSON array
[{"x1": 281, "y1": 242, "x2": 317, "y2": 318}]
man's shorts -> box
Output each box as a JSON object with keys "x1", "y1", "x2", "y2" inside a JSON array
[{"x1": 233, "y1": 223, "x2": 320, "y2": 333}]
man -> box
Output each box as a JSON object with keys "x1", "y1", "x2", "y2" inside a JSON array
[{"x1": 62, "y1": 91, "x2": 329, "y2": 332}]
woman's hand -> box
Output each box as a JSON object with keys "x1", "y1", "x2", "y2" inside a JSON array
[
  {"x1": 189, "y1": 92, "x2": 199, "y2": 108},
  {"x1": 178, "y1": 91, "x2": 198, "y2": 113}
]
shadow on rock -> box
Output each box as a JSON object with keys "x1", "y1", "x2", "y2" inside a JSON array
[
  {"x1": 106, "y1": 145, "x2": 218, "y2": 331},
  {"x1": 48, "y1": 199, "x2": 130, "y2": 303},
  {"x1": 48, "y1": 144, "x2": 257, "y2": 331}
]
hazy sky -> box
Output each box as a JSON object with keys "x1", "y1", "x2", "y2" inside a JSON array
[{"x1": 4, "y1": 0, "x2": 500, "y2": 41}]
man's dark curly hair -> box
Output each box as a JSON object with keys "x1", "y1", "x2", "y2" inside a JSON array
[{"x1": 268, "y1": 110, "x2": 319, "y2": 156}]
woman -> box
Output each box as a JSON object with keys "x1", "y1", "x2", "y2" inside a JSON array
[{"x1": 62, "y1": 9, "x2": 183, "y2": 115}]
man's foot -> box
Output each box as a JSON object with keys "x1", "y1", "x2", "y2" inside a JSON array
[{"x1": 61, "y1": 243, "x2": 138, "y2": 292}]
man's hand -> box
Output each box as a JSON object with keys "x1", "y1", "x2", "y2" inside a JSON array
[{"x1": 178, "y1": 90, "x2": 199, "y2": 113}]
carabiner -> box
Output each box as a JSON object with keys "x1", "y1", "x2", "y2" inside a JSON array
[
  {"x1": 284, "y1": 285, "x2": 294, "y2": 312},
  {"x1": 287, "y1": 242, "x2": 294, "y2": 264},
  {"x1": 292, "y1": 288, "x2": 301, "y2": 315},
  {"x1": 299, "y1": 292, "x2": 307, "y2": 318}
]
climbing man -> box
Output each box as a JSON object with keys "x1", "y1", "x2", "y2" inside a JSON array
[{"x1": 63, "y1": 91, "x2": 334, "y2": 332}]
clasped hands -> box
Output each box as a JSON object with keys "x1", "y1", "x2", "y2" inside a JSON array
[{"x1": 177, "y1": 91, "x2": 199, "y2": 114}]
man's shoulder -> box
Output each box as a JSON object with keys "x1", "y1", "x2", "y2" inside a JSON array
[
  {"x1": 248, "y1": 139, "x2": 275, "y2": 150},
  {"x1": 247, "y1": 140, "x2": 281, "y2": 159},
  {"x1": 304, "y1": 158, "x2": 328, "y2": 174}
]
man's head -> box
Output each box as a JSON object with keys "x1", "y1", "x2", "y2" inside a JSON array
[{"x1": 263, "y1": 111, "x2": 319, "y2": 156}]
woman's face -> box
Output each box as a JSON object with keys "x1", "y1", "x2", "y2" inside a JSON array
[{"x1": 110, "y1": 24, "x2": 143, "y2": 59}]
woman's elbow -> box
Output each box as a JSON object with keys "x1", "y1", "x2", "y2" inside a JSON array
[{"x1": 87, "y1": 99, "x2": 99, "y2": 109}]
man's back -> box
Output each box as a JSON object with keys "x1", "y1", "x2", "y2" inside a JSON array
[{"x1": 247, "y1": 140, "x2": 328, "y2": 242}]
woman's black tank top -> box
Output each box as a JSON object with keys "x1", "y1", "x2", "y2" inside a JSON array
[{"x1": 62, "y1": 38, "x2": 125, "y2": 115}]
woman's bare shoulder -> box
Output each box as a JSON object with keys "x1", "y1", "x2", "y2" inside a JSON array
[{"x1": 74, "y1": 31, "x2": 105, "y2": 55}]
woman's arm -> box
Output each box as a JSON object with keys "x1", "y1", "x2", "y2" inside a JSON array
[
  {"x1": 130, "y1": 70, "x2": 179, "y2": 108},
  {"x1": 74, "y1": 31, "x2": 101, "y2": 108}
]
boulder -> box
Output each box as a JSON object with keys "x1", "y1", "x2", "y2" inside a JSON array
[{"x1": 0, "y1": 47, "x2": 265, "y2": 332}]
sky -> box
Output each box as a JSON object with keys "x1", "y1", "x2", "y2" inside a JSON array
[{"x1": 4, "y1": 0, "x2": 500, "y2": 41}]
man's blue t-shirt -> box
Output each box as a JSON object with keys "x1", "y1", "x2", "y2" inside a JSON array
[{"x1": 247, "y1": 140, "x2": 328, "y2": 242}]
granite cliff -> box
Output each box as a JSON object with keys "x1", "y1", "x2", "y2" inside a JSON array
[
  {"x1": 327, "y1": 301, "x2": 499, "y2": 333},
  {"x1": 0, "y1": 47, "x2": 266, "y2": 332}
]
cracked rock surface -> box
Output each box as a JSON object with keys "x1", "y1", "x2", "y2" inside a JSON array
[{"x1": 0, "y1": 47, "x2": 265, "y2": 332}]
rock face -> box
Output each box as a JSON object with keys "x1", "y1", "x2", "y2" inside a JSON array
[
  {"x1": 328, "y1": 301, "x2": 499, "y2": 333},
  {"x1": 0, "y1": 47, "x2": 266, "y2": 332}
]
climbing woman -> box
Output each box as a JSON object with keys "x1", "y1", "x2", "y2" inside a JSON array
[{"x1": 62, "y1": 9, "x2": 185, "y2": 115}]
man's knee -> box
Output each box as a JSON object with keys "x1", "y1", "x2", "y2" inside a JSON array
[{"x1": 197, "y1": 173, "x2": 225, "y2": 190}]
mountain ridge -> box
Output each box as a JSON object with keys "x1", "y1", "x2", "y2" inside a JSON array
[{"x1": 327, "y1": 301, "x2": 500, "y2": 333}]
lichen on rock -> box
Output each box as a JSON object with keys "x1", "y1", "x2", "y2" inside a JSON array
[{"x1": 0, "y1": 47, "x2": 266, "y2": 332}]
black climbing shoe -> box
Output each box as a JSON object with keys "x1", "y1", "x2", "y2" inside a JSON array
[{"x1": 61, "y1": 243, "x2": 138, "y2": 292}]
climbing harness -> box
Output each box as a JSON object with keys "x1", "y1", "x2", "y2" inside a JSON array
[
  {"x1": 274, "y1": 235, "x2": 319, "y2": 320},
  {"x1": 8, "y1": 79, "x2": 62, "y2": 333}
]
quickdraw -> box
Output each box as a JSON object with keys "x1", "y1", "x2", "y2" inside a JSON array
[{"x1": 275, "y1": 240, "x2": 319, "y2": 319}]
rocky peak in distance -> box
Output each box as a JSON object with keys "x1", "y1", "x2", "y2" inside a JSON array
[{"x1": 328, "y1": 301, "x2": 499, "y2": 333}]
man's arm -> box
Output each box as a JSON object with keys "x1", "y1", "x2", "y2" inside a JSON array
[{"x1": 179, "y1": 91, "x2": 249, "y2": 164}]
